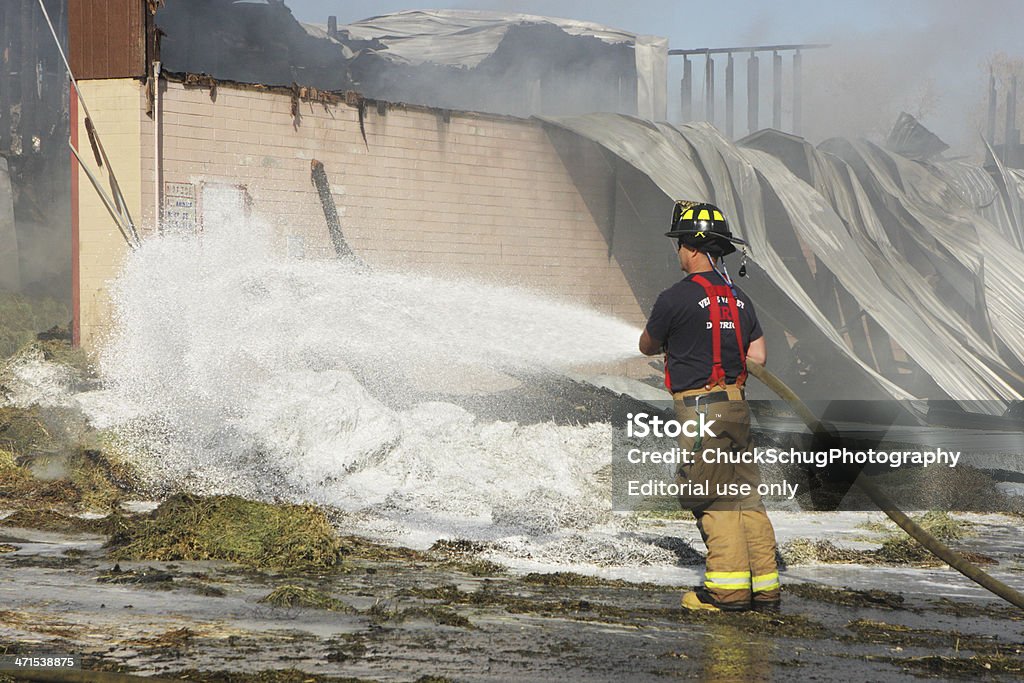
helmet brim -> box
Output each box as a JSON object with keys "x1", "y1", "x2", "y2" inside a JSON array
[
  {"x1": 664, "y1": 230, "x2": 748, "y2": 244},
  {"x1": 665, "y1": 230, "x2": 747, "y2": 257}
]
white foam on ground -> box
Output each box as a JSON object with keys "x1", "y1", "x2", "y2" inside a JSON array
[
  {"x1": 18, "y1": 215, "x2": 1024, "y2": 595},
  {"x1": 0, "y1": 346, "x2": 79, "y2": 409},
  {"x1": 81, "y1": 216, "x2": 667, "y2": 567}
]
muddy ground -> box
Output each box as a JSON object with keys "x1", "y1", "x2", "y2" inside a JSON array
[
  {"x1": 1, "y1": 340, "x2": 1023, "y2": 681},
  {"x1": 0, "y1": 517, "x2": 1022, "y2": 683}
]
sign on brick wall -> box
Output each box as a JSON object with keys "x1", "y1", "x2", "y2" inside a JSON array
[{"x1": 163, "y1": 182, "x2": 197, "y2": 233}]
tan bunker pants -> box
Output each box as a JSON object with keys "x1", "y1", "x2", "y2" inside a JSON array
[{"x1": 673, "y1": 392, "x2": 780, "y2": 607}]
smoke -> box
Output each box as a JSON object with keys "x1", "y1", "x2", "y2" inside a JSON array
[
  {"x1": 284, "y1": 1, "x2": 1024, "y2": 154},
  {"x1": 799, "y1": 0, "x2": 1024, "y2": 152},
  {"x1": 0, "y1": 0, "x2": 72, "y2": 303}
]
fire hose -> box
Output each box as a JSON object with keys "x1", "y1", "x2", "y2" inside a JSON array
[{"x1": 747, "y1": 361, "x2": 1024, "y2": 610}]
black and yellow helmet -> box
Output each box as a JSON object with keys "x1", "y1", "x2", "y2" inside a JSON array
[{"x1": 665, "y1": 201, "x2": 747, "y2": 256}]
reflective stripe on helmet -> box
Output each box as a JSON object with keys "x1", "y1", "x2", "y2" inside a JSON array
[{"x1": 665, "y1": 202, "x2": 741, "y2": 257}]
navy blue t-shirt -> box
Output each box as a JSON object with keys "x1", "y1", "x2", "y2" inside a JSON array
[{"x1": 645, "y1": 271, "x2": 763, "y2": 392}]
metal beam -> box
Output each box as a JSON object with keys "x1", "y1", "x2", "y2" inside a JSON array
[
  {"x1": 1005, "y1": 75, "x2": 1018, "y2": 164},
  {"x1": 773, "y1": 51, "x2": 782, "y2": 130},
  {"x1": 987, "y1": 70, "x2": 997, "y2": 143},
  {"x1": 705, "y1": 54, "x2": 715, "y2": 124},
  {"x1": 725, "y1": 52, "x2": 734, "y2": 138},
  {"x1": 670, "y1": 43, "x2": 829, "y2": 56},
  {"x1": 792, "y1": 50, "x2": 802, "y2": 135},
  {"x1": 747, "y1": 52, "x2": 759, "y2": 134},
  {"x1": 681, "y1": 56, "x2": 692, "y2": 122}
]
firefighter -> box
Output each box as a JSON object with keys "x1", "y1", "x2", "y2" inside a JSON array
[{"x1": 639, "y1": 201, "x2": 780, "y2": 613}]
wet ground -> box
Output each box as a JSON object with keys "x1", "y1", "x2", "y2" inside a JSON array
[
  {"x1": 0, "y1": 516, "x2": 1022, "y2": 682},
  {"x1": 2, "y1": 349, "x2": 1023, "y2": 681}
]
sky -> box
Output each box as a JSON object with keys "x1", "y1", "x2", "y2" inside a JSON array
[{"x1": 281, "y1": 1, "x2": 1024, "y2": 154}]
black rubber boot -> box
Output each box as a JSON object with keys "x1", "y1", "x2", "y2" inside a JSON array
[{"x1": 751, "y1": 599, "x2": 781, "y2": 614}]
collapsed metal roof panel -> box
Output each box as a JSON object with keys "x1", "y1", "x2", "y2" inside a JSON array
[
  {"x1": 318, "y1": 9, "x2": 663, "y2": 68},
  {"x1": 541, "y1": 113, "x2": 1024, "y2": 408},
  {"x1": 830, "y1": 140, "x2": 1024, "y2": 381},
  {"x1": 743, "y1": 144, "x2": 1017, "y2": 406},
  {"x1": 886, "y1": 111, "x2": 950, "y2": 161},
  {"x1": 306, "y1": 10, "x2": 668, "y2": 120},
  {"x1": 980, "y1": 139, "x2": 1024, "y2": 251},
  {"x1": 541, "y1": 113, "x2": 914, "y2": 401},
  {"x1": 813, "y1": 154, "x2": 1006, "y2": 376}
]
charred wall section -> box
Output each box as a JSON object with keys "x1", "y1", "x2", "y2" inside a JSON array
[
  {"x1": 155, "y1": 0, "x2": 351, "y2": 89},
  {"x1": 153, "y1": 3, "x2": 639, "y2": 120},
  {"x1": 0, "y1": 0, "x2": 71, "y2": 300}
]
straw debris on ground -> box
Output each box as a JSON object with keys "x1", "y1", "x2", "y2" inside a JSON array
[
  {"x1": 107, "y1": 494, "x2": 344, "y2": 570},
  {"x1": 0, "y1": 405, "x2": 52, "y2": 457},
  {"x1": 0, "y1": 291, "x2": 70, "y2": 360},
  {"x1": 872, "y1": 535, "x2": 995, "y2": 566},
  {"x1": 0, "y1": 447, "x2": 31, "y2": 487},
  {"x1": 0, "y1": 508, "x2": 113, "y2": 534},
  {"x1": 635, "y1": 509, "x2": 696, "y2": 521},
  {"x1": 425, "y1": 538, "x2": 506, "y2": 576},
  {"x1": 29, "y1": 337, "x2": 95, "y2": 376},
  {"x1": 0, "y1": 334, "x2": 137, "y2": 516},
  {"x1": 0, "y1": 442, "x2": 138, "y2": 517},
  {"x1": 779, "y1": 538, "x2": 864, "y2": 565},
  {"x1": 67, "y1": 446, "x2": 139, "y2": 511},
  {"x1": 850, "y1": 466, "x2": 1024, "y2": 514},
  {"x1": 365, "y1": 599, "x2": 473, "y2": 628},
  {"x1": 259, "y1": 585, "x2": 356, "y2": 612},
  {"x1": 881, "y1": 654, "x2": 1024, "y2": 677},
  {"x1": 520, "y1": 571, "x2": 657, "y2": 589},
  {"x1": 856, "y1": 510, "x2": 972, "y2": 542},
  {"x1": 167, "y1": 670, "x2": 395, "y2": 682},
  {"x1": 785, "y1": 583, "x2": 906, "y2": 609},
  {"x1": 781, "y1": 511, "x2": 993, "y2": 567}
]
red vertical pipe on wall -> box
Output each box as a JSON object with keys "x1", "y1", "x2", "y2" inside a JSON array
[{"x1": 70, "y1": 87, "x2": 80, "y2": 347}]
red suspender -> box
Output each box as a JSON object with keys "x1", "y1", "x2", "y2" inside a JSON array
[
  {"x1": 691, "y1": 275, "x2": 747, "y2": 389},
  {"x1": 704, "y1": 278, "x2": 726, "y2": 387},
  {"x1": 728, "y1": 292, "x2": 747, "y2": 387}
]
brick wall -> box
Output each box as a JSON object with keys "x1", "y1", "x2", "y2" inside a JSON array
[{"x1": 81, "y1": 79, "x2": 646, "y2": 349}]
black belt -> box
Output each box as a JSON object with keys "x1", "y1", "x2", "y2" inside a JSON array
[{"x1": 677, "y1": 390, "x2": 741, "y2": 407}]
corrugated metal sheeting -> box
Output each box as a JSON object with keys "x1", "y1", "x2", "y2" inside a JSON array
[{"x1": 543, "y1": 113, "x2": 1024, "y2": 410}]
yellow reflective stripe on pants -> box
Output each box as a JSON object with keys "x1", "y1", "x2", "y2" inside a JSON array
[
  {"x1": 704, "y1": 571, "x2": 751, "y2": 590},
  {"x1": 752, "y1": 571, "x2": 780, "y2": 592}
]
